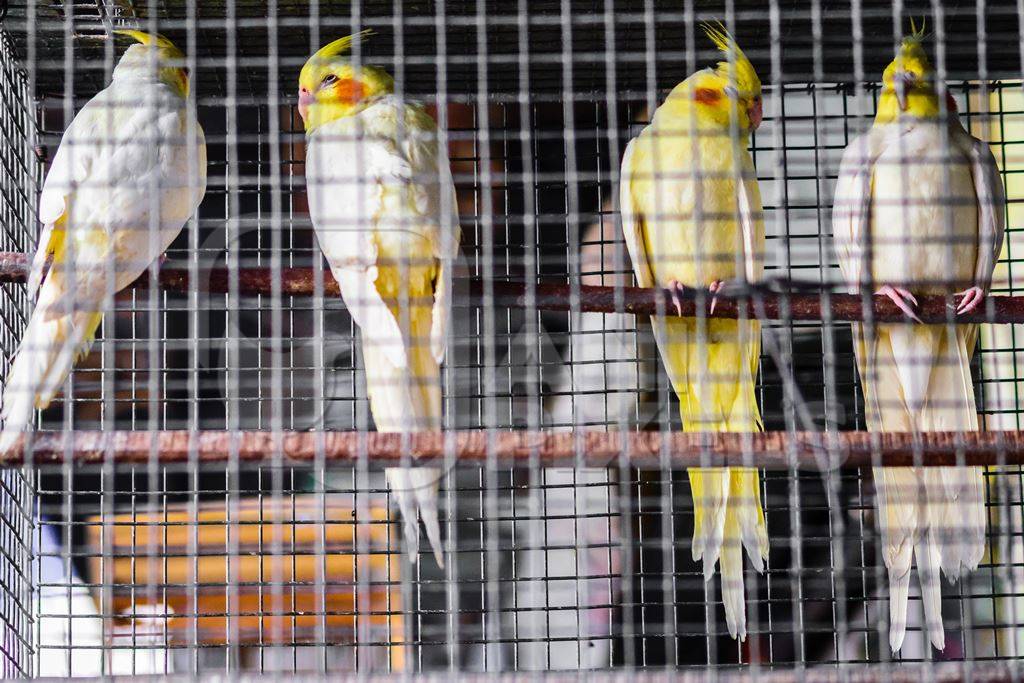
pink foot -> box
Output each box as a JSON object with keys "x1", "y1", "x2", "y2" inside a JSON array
[
  {"x1": 955, "y1": 286, "x2": 985, "y2": 315},
  {"x1": 708, "y1": 279, "x2": 723, "y2": 315},
  {"x1": 876, "y1": 284, "x2": 921, "y2": 323}
]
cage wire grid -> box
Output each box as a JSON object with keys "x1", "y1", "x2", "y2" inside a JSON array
[{"x1": 0, "y1": 0, "x2": 1019, "y2": 677}]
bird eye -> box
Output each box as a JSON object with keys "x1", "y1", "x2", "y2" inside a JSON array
[{"x1": 321, "y1": 74, "x2": 338, "y2": 87}]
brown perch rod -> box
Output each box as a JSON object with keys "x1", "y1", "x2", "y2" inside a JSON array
[
  {"x1": 1, "y1": 251, "x2": 1022, "y2": 323},
  {"x1": 5, "y1": 429, "x2": 1024, "y2": 468}
]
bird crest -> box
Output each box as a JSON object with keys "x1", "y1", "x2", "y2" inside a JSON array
[
  {"x1": 895, "y1": 16, "x2": 932, "y2": 64},
  {"x1": 305, "y1": 29, "x2": 374, "y2": 69},
  {"x1": 701, "y1": 21, "x2": 760, "y2": 95},
  {"x1": 114, "y1": 29, "x2": 184, "y2": 58},
  {"x1": 908, "y1": 16, "x2": 928, "y2": 42}
]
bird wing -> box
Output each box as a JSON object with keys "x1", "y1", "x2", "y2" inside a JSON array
[
  {"x1": 366, "y1": 100, "x2": 460, "y2": 366},
  {"x1": 737, "y1": 153, "x2": 764, "y2": 283},
  {"x1": 619, "y1": 136, "x2": 656, "y2": 290},
  {"x1": 428, "y1": 158, "x2": 461, "y2": 364},
  {"x1": 308, "y1": 135, "x2": 407, "y2": 368},
  {"x1": 962, "y1": 131, "x2": 1006, "y2": 289},
  {"x1": 832, "y1": 130, "x2": 879, "y2": 291},
  {"x1": 308, "y1": 104, "x2": 453, "y2": 369},
  {"x1": 735, "y1": 150, "x2": 766, "y2": 417},
  {"x1": 31, "y1": 84, "x2": 204, "y2": 305},
  {"x1": 28, "y1": 93, "x2": 112, "y2": 300}
]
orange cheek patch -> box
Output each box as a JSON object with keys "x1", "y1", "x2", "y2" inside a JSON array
[
  {"x1": 331, "y1": 78, "x2": 366, "y2": 104},
  {"x1": 695, "y1": 87, "x2": 721, "y2": 105}
]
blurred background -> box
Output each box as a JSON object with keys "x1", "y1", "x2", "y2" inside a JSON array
[{"x1": 0, "y1": 0, "x2": 1021, "y2": 675}]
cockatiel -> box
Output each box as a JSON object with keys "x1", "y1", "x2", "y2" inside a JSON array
[
  {"x1": 620, "y1": 24, "x2": 768, "y2": 641},
  {"x1": 0, "y1": 31, "x2": 206, "y2": 452},
  {"x1": 833, "y1": 31, "x2": 1004, "y2": 653},
  {"x1": 299, "y1": 33, "x2": 459, "y2": 567}
]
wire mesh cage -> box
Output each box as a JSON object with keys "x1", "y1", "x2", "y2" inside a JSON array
[{"x1": 0, "y1": 0, "x2": 1022, "y2": 678}]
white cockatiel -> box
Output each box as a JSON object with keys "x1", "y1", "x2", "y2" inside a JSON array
[
  {"x1": 833, "y1": 33, "x2": 1005, "y2": 653},
  {"x1": 0, "y1": 31, "x2": 206, "y2": 452},
  {"x1": 299, "y1": 33, "x2": 459, "y2": 566}
]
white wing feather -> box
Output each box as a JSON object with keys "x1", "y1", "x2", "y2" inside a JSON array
[
  {"x1": 737, "y1": 157, "x2": 764, "y2": 284},
  {"x1": 30, "y1": 83, "x2": 206, "y2": 304},
  {"x1": 618, "y1": 137, "x2": 656, "y2": 290},
  {"x1": 308, "y1": 98, "x2": 460, "y2": 368},
  {"x1": 429, "y1": 160, "x2": 461, "y2": 364},
  {"x1": 833, "y1": 131, "x2": 878, "y2": 290},
  {"x1": 963, "y1": 132, "x2": 1006, "y2": 289},
  {"x1": 307, "y1": 125, "x2": 413, "y2": 368}
]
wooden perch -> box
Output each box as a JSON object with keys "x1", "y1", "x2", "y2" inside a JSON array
[
  {"x1": 8, "y1": 429, "x2": 1024, "y2": 468},
  {"x1": 1, "y1": 251, "x2": 1022, "y2": 323}
]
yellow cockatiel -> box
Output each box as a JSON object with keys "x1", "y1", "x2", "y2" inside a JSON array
[
  {"x1": 833, "y1": 32, "x2": 1004, "y2": 653},
  {"x1": 0, "y1": 31, "x2": 206, "y2": 452},
  {"x1": 620, "y1": 24, "x2": 767, "y2": 641},
  {"x1": 299, "y1": 33, "x2": 460, "y2": 567}
]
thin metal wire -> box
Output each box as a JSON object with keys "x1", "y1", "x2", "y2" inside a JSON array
[{"x1": 1, "y1": 2, "x2": 1024, "y2": 676}]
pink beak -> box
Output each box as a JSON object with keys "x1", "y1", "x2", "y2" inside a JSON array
[
  {"x1": 749, "y1": 98, "x2": 763, "y2": 130},
  {"x1": 298, "y1": 89, "x2": 315, "y2": 121}
]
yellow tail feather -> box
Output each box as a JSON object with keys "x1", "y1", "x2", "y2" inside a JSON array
[
  {"x1": 654, "y1": 315, "x2": 767, "y2": 641},
  {"x1": 690, "y1": 466, "x2": 768, "y2": 641}
]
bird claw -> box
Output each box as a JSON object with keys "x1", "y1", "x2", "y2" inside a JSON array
[
  {"x1": 876, "y1": 284, "x2": 922, "y2": 323},
  {"x1": 954, "y1": 286, "x2": 985, "y2": 315},
  {"x1": 708, "y1": 279, "x2": 723, "y2": 315},
  {"x1": 708, "y1": 278, "x2": 764, "y2": 314},
  {"x1": 666, "y1": 279, "x2": 686, "y2": 317},
  {"x1": 664, "y1": 277, "x2": 786, "y2": 316}
]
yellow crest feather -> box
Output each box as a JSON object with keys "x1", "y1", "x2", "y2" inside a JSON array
[
  {"x1": 307, "y1": 29, "x2": 374, "y2": 67},
  {"x1": 700, "y1": 21, "x2": 761, "y2": 94},
  {"x1": 701, "y1": 21, "x2": 739, "y2": 57},
  {"x1": 895, "y1": 17, "x2": 932, "y2": 71},
  {"x1": 114, "y1": 29, "x2": 181, "y2": 53},
  {"x1": 908, "y1": 16, "x2": 927, "y2": 42},
  {"x1": 113, "y1": 29, "x2": 183, "y2": 58}
]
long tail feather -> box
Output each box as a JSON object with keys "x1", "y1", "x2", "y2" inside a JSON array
[
  {"x1": 873, "y1": 467, "x2": 918, "y2": 653},
  {"x1": 410, "y1": 467, "x2": 444, "y2": 568},
  {"x1": 733, "y1": 467, "x2": 769, "y2": 572},
  {"x1": 689, "y1": 468, "x2": 729, "y2": 579},
  {"x1": 916, "y1": 529, "x2": 946, "y2": 651},
  {"x1": 862, "y1": 320, "x2": 987, "y2": 654},
  {"x1": 888, "y1": 563, "x2": 912, "y2": 653},
  {"x1": 664, "y1": 313, "x2": 766, "y2": 641},
  {"x1": 0, "y1": 283, "x2": 102, "y2": 452},
  {"x1": 385, "y1": 467, "x2": 444, "y2": 568},
  {"x1": 875, "y1": 465, "x2": 983, "y2": 652},
  {"x1": 362, "y1": 319, "x2": 445, "y2": 568},
  {"x1": 385, "y1": 467, "x2": 423, "y2": 562},
  {"x1": 690, "y1": 467, "x2": 767, "y2": 641},
  {"x1": 929, "y1": 466, "x2": 986, "y2": 579},
  {"x1": 719, "y1": 512, "x2": 746, "y2": 642}
]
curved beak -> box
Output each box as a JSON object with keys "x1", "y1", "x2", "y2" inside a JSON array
[
  {"x1": 298, "y1": 89, "x2": 316, "y2": 121},
  {"x1": 893, "y1": 71, "x2": 915, "y2": 111}
]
